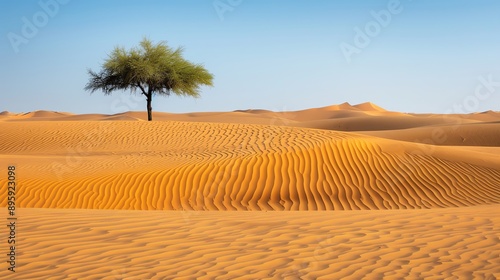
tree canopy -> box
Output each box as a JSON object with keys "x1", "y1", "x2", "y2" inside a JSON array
[{"x1": 85, "y1": 38, "x2": 213, "y2": 121}]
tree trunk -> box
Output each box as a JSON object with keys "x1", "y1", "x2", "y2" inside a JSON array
[{"x1": 146, "y1": 93, "x2": 153, "y2": 121}]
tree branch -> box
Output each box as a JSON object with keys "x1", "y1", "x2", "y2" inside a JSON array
[{"x1": 137, "y1": 82, "x2": 147, "y2": 96}]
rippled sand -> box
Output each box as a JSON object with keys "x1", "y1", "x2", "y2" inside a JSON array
[{"x1": 1, "y1": 103, "x2": 499, "y2": 279}]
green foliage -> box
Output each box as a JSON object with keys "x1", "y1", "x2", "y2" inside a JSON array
[{"x1": 85, "y1": 38, "x2": 213, "y2": 99}]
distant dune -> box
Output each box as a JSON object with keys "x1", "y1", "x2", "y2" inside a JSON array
[{"x1": 1, "y1": 102, "x2": 499, "y2": 278}]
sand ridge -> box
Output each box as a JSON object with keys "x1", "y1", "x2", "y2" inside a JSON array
[{"x1": 1, "y1": 119, "x2": 499, "y2": 211}]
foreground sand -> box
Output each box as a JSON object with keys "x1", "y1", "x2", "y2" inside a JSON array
[
  {"x1": 0, "y1": 206, "x2": 497, "y2": 279},
  {"x1": 0, "y1": 103, "x2": 499, "y2": 278}
]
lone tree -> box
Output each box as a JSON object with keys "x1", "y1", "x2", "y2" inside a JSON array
[{"x1": 85, "y1": 38, "x2": 213, "y2": 121}]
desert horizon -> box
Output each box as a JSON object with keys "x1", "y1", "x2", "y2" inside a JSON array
[{"x1": 1, "y1": 102, "x2": 499, "y2": 278}]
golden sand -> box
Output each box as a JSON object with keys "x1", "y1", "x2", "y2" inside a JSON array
[{"x1": 0, "y1": 103, "x2": 499, "y2": 279}]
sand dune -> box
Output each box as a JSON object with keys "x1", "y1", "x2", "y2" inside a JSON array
[
  {"x1": 0, "y1": 111, "x2": 13, "y2": 116},
  {"x1": 2, "y1": 205, "x2": 499, "y2": 279},
  {"x1": 352, "y1": 101, "x2": 387, "y2": 111},
  {"x1": 18, "y1": 110, "x2": 73, "y2": 119},
  {"x1": 1, "y1": 102, "x2": 499, "y2": 278},
  {"x1": 294, "y1": 115, "x2": 481, "y2": 131},
  {"x1": 0, "y1": 119, "x2": 499, "y2": 210},
  {"x1": 363, "y1": 122, "x2": 500, "y2": 146}
]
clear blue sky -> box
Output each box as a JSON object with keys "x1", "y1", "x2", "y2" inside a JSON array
[{"x1": 1, "y1": 0, "x2": 500, "y2": 114}]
